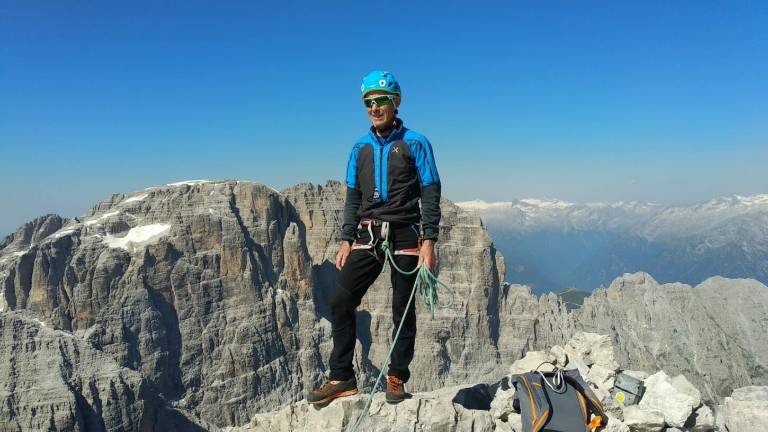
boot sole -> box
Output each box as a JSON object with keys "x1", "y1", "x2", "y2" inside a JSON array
[
  {"x1": 309, "y1": 388, "x2": 359, "y2": 405},
  {"x1": 386, "y1": 393, "x2": 410, "y2": 404}
]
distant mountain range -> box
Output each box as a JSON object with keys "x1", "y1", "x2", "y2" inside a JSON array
[{"x1": 457, "y1": 194, "x2": 768, "y2": 294}]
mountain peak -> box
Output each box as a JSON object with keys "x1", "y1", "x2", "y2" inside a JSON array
[{"x1": 518, "y1": 198, "x2": 574, "y2": 209}]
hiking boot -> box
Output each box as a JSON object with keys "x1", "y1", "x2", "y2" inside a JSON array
[
  {"x1": 385, "y1": 375, "x2": 409, "y2": 404},
  {"x1": 307, "y1": 377, "x2": 358, "y2": 405}
]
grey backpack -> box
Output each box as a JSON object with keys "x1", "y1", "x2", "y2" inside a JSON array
[{"x1": 511, "y1": 367, "x2": 606, "y2": 432}]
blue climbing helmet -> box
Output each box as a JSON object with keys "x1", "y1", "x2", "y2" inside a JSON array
[{"x1": 361, "y1": 70, "x2": 401, "y2": 98}]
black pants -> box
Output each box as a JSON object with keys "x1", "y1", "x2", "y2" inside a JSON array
[{"x1": 328, "y1": 221, "x2": 420, "y2": 383}]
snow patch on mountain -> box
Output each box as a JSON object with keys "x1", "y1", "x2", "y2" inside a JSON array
[
  {"x1": 166, "y1": 180, "x2": 211, "y2": 186},
  {"x1": 738, "y1": 194, "x2": 768, "y2": 206},
  {"x1": 46, "y1": 228, "x2": 78, "y2": 240},
  {"x1": 122, "y1": 193, "x2": 148, "y2": 204},
  {"x1": 103, "y1": 223, "x2": 171, "y2": 252},
  {"x1": 519, "y1": 198, "x2": 574, "y2": 209},
  {"x1": 84, "y1": 211, "x2": 120, "y2": 226}
]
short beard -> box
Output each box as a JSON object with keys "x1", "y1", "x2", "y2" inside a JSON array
[{"x1": 375, "y1": 118, "x2": 398, "y2": 136}]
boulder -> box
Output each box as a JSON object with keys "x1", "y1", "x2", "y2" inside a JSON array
[
  {"x1": 490, "y1": 383, "x2": 516, "y2": 422},
  {"x1": 638, "y1": 371, "x2": 697, "y2": 427},
  {"x1": 568, "y1": 356, "x2": 591, "y2": 377},
  {"x1": 622, "y1": 405, "x2": 665, "y2": 432},
  {"x1": 587, "y1": 364, "x2": 617, "y2": 396},
  {"x1": 549, "y1": 345, "x2": 568, "y2": 366},
  {"x1": 685, "y1": 404, "x2": 714, "y2": 432},
  {"x1": 622, "y1": 370, "x2": 650, "y2": 381},
  {"x1": 509, "y1": 350, "x2": 556, "y2": 375},
  {"x1": 564, "y1": 332, "x2": 619, "y2": 371},
  {"x1": 494, "y1": 413, "x2": 522, "y2": 432},
  {"x1": 603, "y1": 415, "x2": 630, "y2": 432},
  {"x1": 721, "y1": 386, "x2": 768, "y2": 432},
  {"x1": 671, "y1": 374, "x2": 702, "y2": 409},
  {"x1": 713, "y1": 404, "x2": 727, "y2": 432},
  {"x1": 731, "y1": 385, "x2": 768, "y2": 401}
]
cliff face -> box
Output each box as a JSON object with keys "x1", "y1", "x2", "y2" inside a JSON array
[
  {"x1": 0, "y1": 181, "x2": 318, "y2": 427},
  {"x1": 0, "y1": 310, "x2": 207, "y2": 431},
  {"x1": 1, "y1": 180, "x2": 544, "y2": 428}
]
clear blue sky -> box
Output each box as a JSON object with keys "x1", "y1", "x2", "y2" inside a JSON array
[{"x1": 1, "y1": 1, "x2": 767, "y2": 237}]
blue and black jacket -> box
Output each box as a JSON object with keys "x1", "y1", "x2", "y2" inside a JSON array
[{"x1": 341, "y1": 118, "x2": 441, "y2": 242}]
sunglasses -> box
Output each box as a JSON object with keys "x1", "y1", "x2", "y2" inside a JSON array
[{"x1": 363, "y1": 95, "x2": 396, "y2": 108}]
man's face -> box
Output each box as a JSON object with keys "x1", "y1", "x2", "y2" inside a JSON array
[{"x1": 364, "y1": 90, "x2": 400, "y2": 130}]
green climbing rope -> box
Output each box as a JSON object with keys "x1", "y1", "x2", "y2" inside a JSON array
[{"x1": 348, "y1": 230, "x2": 456, "y2": 432}]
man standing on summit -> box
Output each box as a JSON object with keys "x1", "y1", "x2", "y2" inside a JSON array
[{"x1": 308, "y1": 70, "x2": 441, "y2": 405}]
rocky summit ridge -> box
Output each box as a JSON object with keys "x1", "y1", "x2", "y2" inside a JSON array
[
  {"x1": 224, "y1": 332, "x2": 767, "y2": 432},
  {"x1": 1, "y1": 179, "x2": 767, "y2": 431}
]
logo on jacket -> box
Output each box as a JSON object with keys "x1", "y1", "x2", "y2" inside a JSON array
[
  {"x1": 372, "y1": 188, "x2": 381, "y2": 201},
  {"x1": 392, "y1": 147, "x2": 399, "y2": 153}
]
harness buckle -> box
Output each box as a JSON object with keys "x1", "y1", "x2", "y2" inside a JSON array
[{"x1": 359, "y1": 218, "x2": 383, "y2": 227}]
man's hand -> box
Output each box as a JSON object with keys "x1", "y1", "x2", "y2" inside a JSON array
[
  {"x1": 336, "y1": 241, "x2": 352, "y2": 270},
  {"x1": 418, "y1": 239, "x2": 436, "y2": 272}
]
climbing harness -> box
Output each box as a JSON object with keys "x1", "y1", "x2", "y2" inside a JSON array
[
  {"x1": 348, "y1": 220, "x2": 456, "y2": 432},
  {"x1": 350, "y1": 219, "x2": 385, "y2": 263}
]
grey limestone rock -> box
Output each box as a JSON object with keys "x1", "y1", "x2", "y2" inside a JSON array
[
  {"x1": 223, "y1": 384, "x2": 502, "y2": 432},
  {"x1": 574, "y1": 272, "x2": 768, "y2": 401},
  {"x1": 0, "y1": 214, "x2": 67, "y2": 251},
  {"x1": 549, "y1": 344, "x2": 568, "y2": 366},
  {"x1": 603, "y1": 415, "x2": 631, "y2": 432},
  {"x1": 508, "y1": 350, "x2": 556, "y2": 375},
  {"x1": 587, "y1": 364, "x2": 617, "y2": 401},
  {"x1": 622, "y1": 405, "x2": 665, "y2": 432},
  {"x1": 685, "y1": 404, "x2": 715, "y2": 432},
  {"x1": 622, "y1": 370, "x2": 650, "y2": 381},
  {"x1": 564, "y1": 332, "x2": 619, "y2": 371},
  {"x1": 489, "y1": 383, "x2": 517, "y2": 423},
  {"x1": 721, "y1": 386, "x2": 768, "y2": 432},
  {"x1": 0, "y1": 310, "x2": 207, "y2": 431},
  {"x1": 638, "y1": 371, "x2": 698, "y2": 428},
  {"x1": 1, "y1": 181, "x2": 318, "y2": 427},
  {"x1": 1, "y1": 180, "x2": 544, "y2": 429}
]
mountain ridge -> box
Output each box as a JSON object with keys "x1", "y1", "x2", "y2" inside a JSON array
[
  {"x1": 1, "y1": 180, "x2": 767, "y2": 430},
  {"x1": 457, "y1": 193, "x2": 768, "y2": 293}
]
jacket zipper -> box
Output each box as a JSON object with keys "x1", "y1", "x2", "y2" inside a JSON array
[{"x1": 378, "y1": 142, "x2": 383, "y2": 202}]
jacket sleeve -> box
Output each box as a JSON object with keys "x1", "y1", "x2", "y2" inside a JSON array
[
  {"x1": 340, "y1": 186, "x2": 362, "y2": 242},
  {"x1": 340, "y1": 143, "x2": 363, "y2": 242},
  {"x1": 420, "y1": 183, "x2": 441, "y2": 241},
  {"x1": 411, "y1": 137, "x2": 441, "y2": 241}
]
